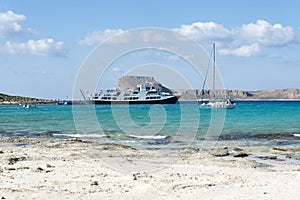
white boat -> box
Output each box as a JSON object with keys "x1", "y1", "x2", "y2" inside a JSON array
[
  {"x1": 85, "y1": 83, "x2": 180, "y2": 104},
  {"x1": 199, "y1": 43, "x2": 235, "y2": 109},
  {"x1": 200, "y1": 100, "x2": 235, "y2": 109},
  {"x1": 23, "y1": 104, "x2": 37, "y2": 109}
]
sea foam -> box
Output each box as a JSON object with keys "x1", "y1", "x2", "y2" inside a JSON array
[
  {"x1": 128, "y1": 134, "x2": 169, "y2": 139},
  {"x1": 53, "y1": 133, "x2": 107, "y2": 138}
]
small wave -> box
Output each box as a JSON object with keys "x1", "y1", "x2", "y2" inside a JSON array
[
  {"x1": 128, "y1": 134, "x2": 169, "y2": 140},
  {"x1": 294, "y1": 134, "x2": 300, "y2": 137},
  {"x1": 53, "y1": 133, "x2": 107, "y2": 138}
]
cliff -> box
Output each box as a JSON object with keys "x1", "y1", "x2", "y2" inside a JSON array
[
  {"x1": 117, "y1": 76, "x2": 174, "y2": 94},
  {"x1": 181, "y1": 89, "x2": 300, "y2": 101},
  {"x1": 117, "y1": 76, "x2": 300, "y2": 101}
]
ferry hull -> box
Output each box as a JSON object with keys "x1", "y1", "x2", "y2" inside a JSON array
[{"x1": 90, "y1": 96, "x2": 179, "y2": 104}]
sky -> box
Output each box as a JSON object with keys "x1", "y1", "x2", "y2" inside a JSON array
[{"x1": 0, "y1": 0, "x2": 300, "y2": 99}]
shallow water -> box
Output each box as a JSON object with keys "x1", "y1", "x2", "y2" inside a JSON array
[{"x1": 1, "y1": 101, "x2": 300, "y2": 149}]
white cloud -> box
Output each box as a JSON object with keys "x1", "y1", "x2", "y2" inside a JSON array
[
  {"x1": 0, "y1": 10, "x2": 26, "y2": 38},
  {"x1": 112, "y1": 67, "x2": 122, "y2": 72},
  {"x1": 78, "y1": 29, "x2": 124, "y2": 45},
  {"x1": 218, "y1": 43, "x2": 260, "y2": 57},
  {"x1": 236, "y1": 20, "x2": 295, "y2": 46},
  {"x1": 6, "y1": 38, "x2": 68, "y2": 56},
  {"x1": 0, "y1": 10, "x2": 26, "y2": 22},
  {"x1": 174, "y1": 21, "x2": 231, "y2": 42},
  {"x1": 0, "y1": 10, "x2": 68, "y2": 57},
  {"x1": 79, "y1": 20, "x2": 296, "y2": 57},
  {"x1": 174, "y1": 20, "x2": 296, "y2": 57}
]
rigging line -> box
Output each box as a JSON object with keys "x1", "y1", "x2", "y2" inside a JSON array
[{"x1": 200, "y1": 49, "x2": 213, "y2": 101}]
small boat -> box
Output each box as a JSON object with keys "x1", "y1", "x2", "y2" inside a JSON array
[
  {"x1": 199, "y1": 99, "x2": 235, "y2": 109},
  {"x1": 23, "y1": 104, "x2": 37, "y2": 109},
  {"x1": 199, "y1": 43, "x2": 235, "y2": 109},
  {"x1": 85, "y1": 83, "x2": 180, "y2": 104},
  {"x1": 56, "y1": 101, "x2": 72, "y2": 105}
]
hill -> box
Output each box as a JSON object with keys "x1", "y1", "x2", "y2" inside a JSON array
[
  {"x1": 0, "y1": 93, "x2": 54, "y2": 105},
  {"x1": 117, "y1": 76, "x2": 300, "y2": 101},
  {"x1": 2, "y1": 76, "x2": 300, "y2": 103},
  {"x1": 177, "y1": 88, "x2": 300, "y2": 101}
]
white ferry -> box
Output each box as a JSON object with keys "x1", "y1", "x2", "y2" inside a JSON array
[{"x1": 86, "y1": 84, "x2": 180, "y2": 104}]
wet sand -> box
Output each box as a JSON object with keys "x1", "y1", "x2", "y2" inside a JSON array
[{"x1": 0, "y1": 138, "x2": 299, "y2": 200}]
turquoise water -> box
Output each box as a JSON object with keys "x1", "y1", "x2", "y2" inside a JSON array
[{"x1": 1, "y1": 101, "x2": 300, "y2": 148}]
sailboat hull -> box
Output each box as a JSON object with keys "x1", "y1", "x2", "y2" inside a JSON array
[{"x1": 199, "y1": 101, "x2": 235, "y2": 109}]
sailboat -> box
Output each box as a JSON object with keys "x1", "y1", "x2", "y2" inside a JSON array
[{"x1": 199, "y1": 43, "x2": 235, "y2": 109}]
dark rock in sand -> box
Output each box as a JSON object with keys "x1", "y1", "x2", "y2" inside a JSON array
[
  {"x1": 233, "y1": 147, "x2": 244, "y2": 152},
  {"x1": 133, "y1": 173, "x2": 141, "y2": 180},
  {"x1": 91, "y1": 181, "x2": 99, "y2": 186},
  {"x1": 267, "y1": 155, "x2": 278, "y2": 160},
  {"x1": 211, "y1": 150, "x2": 230, "y2": 157},
  {"x1": 46, "y1": 164, "x2": 55, "y2": 168},
  {"x1": 233, "y1": 152, "x2": 250, "y2": 158},
  {"x1": 271, "y1": 147, "x2": 288, "y2": 152},
  {"x1": 36, "y1": 167, "x2": 44, "y2": 172},
  {"x1": 8, "y1": 157, "x2": 26, "y2": 165},
  {"x1": 257, "y1": 155, "x2": 278, "y2": 160},
  {"x1": 0, "y1": 150, "x2": 3, "y2": 154}
]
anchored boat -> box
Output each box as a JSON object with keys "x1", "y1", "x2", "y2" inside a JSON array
[
  {"x1": 199, "y1": 43, "x2": 235, "y2": 109},
  {"x1": 85, "y1": 83, "x2": 180, "y2": 104}
]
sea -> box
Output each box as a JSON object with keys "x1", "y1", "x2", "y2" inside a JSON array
[{"x1": 1, "y1": 101, "x2": 300, "y2": 149}]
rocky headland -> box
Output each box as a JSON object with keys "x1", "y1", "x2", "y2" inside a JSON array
[
  {"x1": 1, "y1": 76, "x2": 300, "y2": 104},
  {"x1": 118, "y1": 76, "x2": 300, "y2": 101},
  {"x1": 0, "y1": 93, "x2": 54, "y2": 105},
  {"x1": 177, "y1": 88, "x2": 300, "y2": 101}
]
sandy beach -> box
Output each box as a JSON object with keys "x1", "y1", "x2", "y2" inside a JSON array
[{"x1": 0, "y1": 138, "x2": 299, "y2": 200}]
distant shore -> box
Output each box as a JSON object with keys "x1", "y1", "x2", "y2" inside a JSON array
[
  {"x1": 2, "y1": 88, "x2": 300, "y2": 105},
  {"x1": 0, "y1": 93, "x2": 55, "y2": 105},
  {"x1": 2, "y1": 99, "x2": 300, "y2": 105},
  {"x1": 180, "y1": 99, "x2": 300, "y2": 102},
  {"x1": 0, "y1": 101, "x2": 55, "y2": 105}
]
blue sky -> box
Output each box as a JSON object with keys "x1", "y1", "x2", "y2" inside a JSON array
[{"x1": 0, "y1": 0, "x2": 300, "y2": 99}]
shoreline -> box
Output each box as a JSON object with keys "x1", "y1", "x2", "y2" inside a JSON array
[
  {"x1": 0, "y1": 139, "x2": 299, "y2": 199},
  {"x1": 179, "y1": 99, "x2": 300, "y2": 102},
  {"x1": 2, "y1": 99, "x2": 300, "y2": 105}
]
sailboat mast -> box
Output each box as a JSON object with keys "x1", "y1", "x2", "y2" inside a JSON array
[{"x1": 213, "y1": 43, "x2": 216, "y2": 100}]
